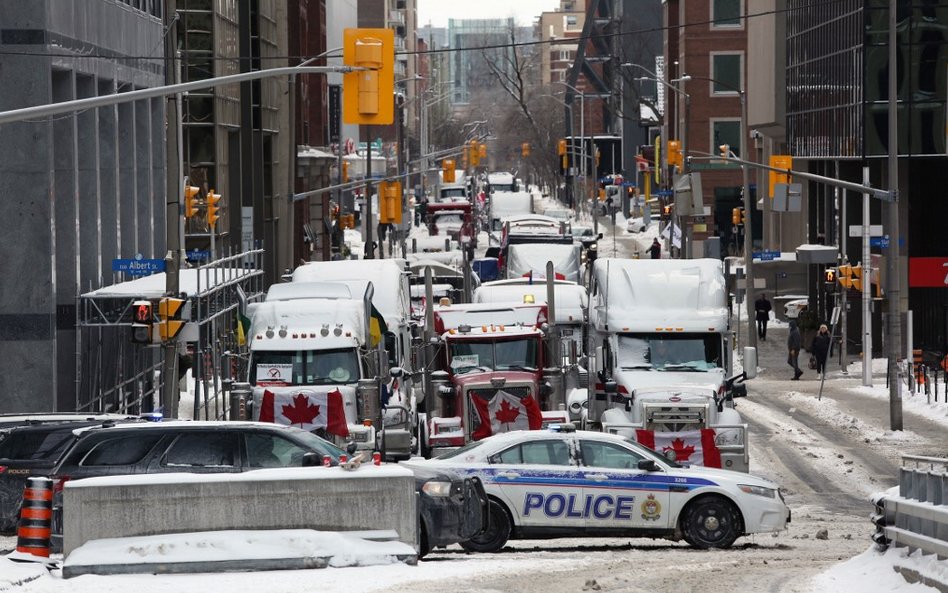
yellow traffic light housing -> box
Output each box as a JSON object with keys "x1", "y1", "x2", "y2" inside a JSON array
[
  {"x1": 341, "y1": 161, "x2": 349, "y2": 183},
  {"x1": 342, "y1": 28, "x2": 395, "y2": 125},
  {"x1": 206, "y1": 189, "x2": 221, "y2": 227},
  {"x1": 837, "y1": 263, "x2": 853, "y2": 289},
  {"x1": 850, "y1": 265, "x2": 863, "y2": 292},
  {"x1": 131, "y1": 300, "x2": 153, "y2": 344},
  {"x1": 558, "y1": 139, "x2": 567, "y2": 156},
  {"x1": 442, "y1": 159, "x2": 456, "y2": 183},
  {"x1": 769, "y1": 155, "x2": 793, "y2": 197},
  {"x1": 479, "y1": 143, "x2": 487, "y2": 159},
  {"x1": 156, "y1": 297, "x2": 186, "y2": 343},
  {"x1": 667, "y1": 140, "x2": 683, "y2": 169},
  {"x1": 378, "y1": 180, "x2": 402, "y2": 224},
  {"x1": 521, "y1": 143, "x2": 530, "y2": 157},
  {"x1": 731, "y1": 207, "x2": 741, "y2": 225},
  {"x1": 184, "y1": 185, "x2": 200, "y2": 218}
]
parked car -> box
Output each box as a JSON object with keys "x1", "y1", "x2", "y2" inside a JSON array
[
  {"x1": 784, "y1": 298, "x2": 808, "y2": 319},
  {"x1": 626, "y1": 217, "x2": 647, "y2": 233},
  {"x1": 404, "y1": 426, "x2": 790, "y2": 553},
  {"x1": 0, "y1": 419, "x2": 143, "y2": 533},
  {"x1": 49, "y1": 421, "x2": 487, "y2": 557}
]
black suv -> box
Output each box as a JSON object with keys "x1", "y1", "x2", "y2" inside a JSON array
[
  {"x1": 49, "y1": 421, "x2": 487, "y2": 557},
  {"x1": 0, "y1": 419, "x2": 142, "y2": 533}
]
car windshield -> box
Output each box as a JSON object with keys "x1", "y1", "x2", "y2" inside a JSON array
[
  {"x1": 250, "y1": 348, "x2": 361, "y2": 386},
  {"x1": 284, "y1": 427, "x2": 346, "y2": 460},
  {"x1": 448, "y1": 338, "x2": 539, "y2": 375},
  {"x1": 435, "y1": 438, "x2": 488, "y2": 459},
  {"x1": 616, "y1": 334, "x2": 722, "y2": 371}
]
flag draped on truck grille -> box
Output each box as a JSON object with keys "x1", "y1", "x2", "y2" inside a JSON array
[
  {"x1": 259, "y1": 389, "x2": 349, "y2": 437},
  {"x1": 635, "y1": 429, "x2": 721, "y2": 468},
  {"x1": 471, "y1": 390, "x2": 542, "y2": 440}
]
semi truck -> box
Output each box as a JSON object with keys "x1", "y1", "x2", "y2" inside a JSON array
[{"x1": 585, "y1": 258, "x2": 757, "y2": 472}]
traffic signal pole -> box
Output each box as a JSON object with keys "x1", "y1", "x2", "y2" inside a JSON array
[{"x1": 163, "y1": 0, "x2": 182, "y2": 418}]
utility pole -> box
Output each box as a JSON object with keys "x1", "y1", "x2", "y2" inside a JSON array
[
  {"x1": 162, "y1": 0, "x2": 181, "y2": 418},
  {"x1": 886, "y1": 0, "x2": 903, "y2": 429},
  {"x1": 365, "y1": 127, "x2": 375, "y2": 259}
]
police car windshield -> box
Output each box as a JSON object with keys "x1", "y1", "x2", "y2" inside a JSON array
[
  {"x1": 617, "y1": 334, "x2": 721, "y2": 372},
  {"x1": 433, "y1": 439, "x2": 486, "y2": 459}
]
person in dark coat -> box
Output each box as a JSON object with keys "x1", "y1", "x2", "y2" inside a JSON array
[
  {"x1": 810, "y1": 324, "x2": 831, "y2": 378},
  {"x1": 648, "y1": 239, "x2": 661, "y2": 259},
  {"x1": 755, "y1": 293, "x2": 773, "y2": 340},
  {"x1": 787, "y1": 320, "x2": 802, "y2": 380}
]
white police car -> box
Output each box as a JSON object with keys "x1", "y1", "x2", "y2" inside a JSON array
[{"x1": 403, "y1": 426, "x2": 789, "y2": 552}]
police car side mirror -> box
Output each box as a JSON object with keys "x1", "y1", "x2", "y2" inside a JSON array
[
  {"x1": 302, "y1": 452, "x2": 321, "y2": 467},
  {"x1": 637, "y1": 459, "x2": 659, "y2": 472}
]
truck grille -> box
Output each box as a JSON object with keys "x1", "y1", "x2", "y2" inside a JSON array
[{"x1": 645, "y1": 406, "x2": 706, "y2": 433}]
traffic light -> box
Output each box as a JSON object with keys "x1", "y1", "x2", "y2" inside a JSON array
[
  {"x1": 342, "y1": 28, "x2": 395, "y2": 125},
  {"x1": 661, "y1": 203, "x2": 673, "y2": 220},
  {"x1": 378, "y1": 180, "x2": 402, "y2": 224},
  {"x1": 442, "y1": 159, "x2": 456, "y2": 183},
  {"x1": 731, "y1": 207, "x2": 744, "y2": 225},
  {"x1": 469, "y1": 140, "x2": 481, "y2": 167},
  {"x1": 850, "y1": 264, "x2": 863, "y2": 292},
  {"x1": 667, "y1": 140, "x2": 683, "y2": 170},
  {"x1": 837, "y1": 263, "x2": 853, "y2": 289},
  {"x1": 479, "y1": 142, "x2": 487, "y2": 159},
  {"x1": 184, "y1": 185, "x2": 199, "y2": 218},
  {"x1": 824, "y1": 267, "x2": 837, "y2": 285},
  {"x1": 521, "y1": 143, "x2": 530, "y2": 157},
  {"x1": 558, "y1": 139, "x2": 567, "y2": 156},
  {"x1": 341, "y1": 161, "x2": 349, "y2": 183},
  {"x1": 206, "y1": 189, "x2": 221, "y2": 227},
  {"x1": 156, "y1": 296, "x2": 186, "y2": 343},
  {"x1": 130, "y1": 300, "x2": 153, "y2": 344},
  {"x1": 768, "y1": 155, "x2": 793, "y2": 197}
]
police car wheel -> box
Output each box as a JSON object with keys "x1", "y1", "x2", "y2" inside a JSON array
[
  {"x1": 460, "y1": 500, "x2": 510, "y2": 553},
  {"x1": 681, "y1": 496, "x2": 740, "y2": 549}
]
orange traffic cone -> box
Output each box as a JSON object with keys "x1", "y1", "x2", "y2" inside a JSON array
[{"x1": 13, "y1": 477, "x2": 53, "y2": 559}]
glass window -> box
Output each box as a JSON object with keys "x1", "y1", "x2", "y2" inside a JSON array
[
  {"x1": 163, "y1": 432, "x2": 238, "y2": 467},
  {"x1": 250, "y1": 348, "x2": 361, "y2": 386},
  {"x1": 448, "y1": 338, "x2": 538, "y2": 375},
  {"x1": 711, "y1": 54, "x2": 742, "y2": 94},
  {"x1": 580, "y1": 440, "x2": 646, "y2": 469},
  {"x1": 713, "y1": 120, "x2": 742, "y2": 159},
  {"x1": 617, "y1": 333, "x2": 723, "y2": 371},
  {"x1": 245, "y1": 432, "x2": 311, "y2": 468},
  {"x1": 0, "y1": 429, "x2": 75, "y2": 461},
  {"x1": 81, "y1": 434, "x2": 163, "y2": 466},
  {"x1": 494, "y1": 440, "x2": 571, "y2": 466},
  {"x1": 712, "y1": 0, "x2": 741, "y2": 27}
]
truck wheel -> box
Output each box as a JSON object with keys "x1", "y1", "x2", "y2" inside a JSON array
[
  {"x1": 460, "y1": 499, "x2": 510, "y2": 553},
  {"x1": 681, "y1": 495, "x2": 741, "y2": 549}
]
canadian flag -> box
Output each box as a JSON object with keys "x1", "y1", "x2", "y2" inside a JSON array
[
  {"x1": 259, "y1": 389, "x2": 349, "y2": 438},
  {"x1": 636, "y1": 155, "x2": 650, "y2": 172},
  {"x1": 635, "y1": 429, "x2": 721, "y2": 468},
  {"x1": 471, "y1": 390, "x2": 543, "y2": 441}
]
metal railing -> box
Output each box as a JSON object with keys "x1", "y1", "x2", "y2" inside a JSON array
[{"x1": 872, "y1": 455, "x2": 948, "y2": 561}]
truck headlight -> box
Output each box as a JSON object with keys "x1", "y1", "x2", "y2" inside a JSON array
[
  {"x1": 738, "y1": 484, "x2": 776, "y2": 498},
  {"x1": 421, "y1": 481, "x2": 453, "y2": 497}
]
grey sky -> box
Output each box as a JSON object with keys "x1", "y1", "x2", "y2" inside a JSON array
[{"x1": 416, "y1": 0, "x2": 562, "y2": 28}]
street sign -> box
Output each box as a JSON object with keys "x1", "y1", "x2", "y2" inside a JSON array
[
  {"x1": 186, "y1": 249, "x2": 211, "y2": 262},
  {"x1": 870, "y1": 236, "x2": 890, "y2": 248},
  {"x1": 848, "y1": 224, "x2": 883, "y2": 237},
  {"x1": 753, "y1": 250, "x2": 780, "y2": 261},
  {"x1": 112, "y1": 257, "x2": 165, "y2": 276}
]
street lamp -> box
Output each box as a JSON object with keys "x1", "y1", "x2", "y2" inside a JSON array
[
  {"x1": 554, "y1": 80, "x2": 591, "y2": 231},
  {"x1": 677, "y1": 73, "x2": 756, "y2": 350}
]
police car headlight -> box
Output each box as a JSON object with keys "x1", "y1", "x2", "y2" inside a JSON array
[
  {"x1": 421, "y1": 481, "x2": 453, "y2": 497},
  {"x1": 738, "y1": 484, "x2": 777, "y2": 498}
]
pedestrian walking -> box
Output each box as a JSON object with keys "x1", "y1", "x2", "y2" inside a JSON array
[
  {"x1": 787, "y1": 320, "x2": 803, "y2": 380},
  {"x1": 810, "y1": 324, "x2": 831, "y2": 378},
  {"x1": 648, "y1": 238, "x2": 661, "y2": 259},
  {"x1": 755, "y1": 293, "x2": 772, "y2": 341}
]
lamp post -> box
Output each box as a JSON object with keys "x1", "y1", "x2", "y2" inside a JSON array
[
  {"x1": 677, "y1": 73, "x2": 755, "y2": 350},
  {"x1": 554, "y1": 81, "x2": 589, "y2": 232}
]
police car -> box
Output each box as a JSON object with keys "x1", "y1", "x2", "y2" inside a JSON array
[{"x1": 403, "y1": 426, "x2": 789, "y2": 552}]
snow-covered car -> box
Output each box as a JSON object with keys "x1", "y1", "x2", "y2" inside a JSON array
[
  {"x1": 626, "y1": 217, "x2": 646, "y2": 233},
  {"x1": 403, "y1": 427, "x2": 789, "y2": 553},
  {"x1": 784, "y1": 298, "x2": 808, "y2": 319}
]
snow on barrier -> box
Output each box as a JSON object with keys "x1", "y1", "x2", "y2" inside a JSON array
[{"x1": 872, "y1": 455, "x2": 948, "y2": 584}]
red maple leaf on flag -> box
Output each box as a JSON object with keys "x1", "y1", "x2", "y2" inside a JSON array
[
  {"x1": 664, "y1": 437, "x2": 696, "y2": 461},
  {"x1": 495, "y1": 399, "x2": 521, "y2": 426},
  {"x1": 282, "y1": 393, "x2": 319, "y2": 428}
]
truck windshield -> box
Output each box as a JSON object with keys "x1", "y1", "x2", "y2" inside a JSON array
[
  {"x1": 616, "y1": 334, "x2": 721, "y2": 371},
  {"x1": 250, "y1": 348, "x2": 361, "y2": 386},
  {"x1": 441, "y1": 188, "x2": 466, "y2": 198},
  {"x1": 448, "y1": 338, "x2": 538, "y2": 375}
]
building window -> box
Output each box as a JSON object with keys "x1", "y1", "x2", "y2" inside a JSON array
[
  {"x1": 712, "y1": 0, "x2": 742, "y2": 27},
  {"x1": 712, "y1": 119, "x2": 742, "y2": 158},
  {"x1": 566, "y1": 15, "x2": 578, "y2": 26},
  {"x1": 711, "y1": 53, "x2": 742, "y2": 94}
]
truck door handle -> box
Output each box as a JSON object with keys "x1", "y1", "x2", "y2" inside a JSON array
[
  {"x1": 587, "y1": 474, "x2": 608, "y2": 482},
  {"x1": 497, "y1": 471, "x2": 520, "y2": 480}
]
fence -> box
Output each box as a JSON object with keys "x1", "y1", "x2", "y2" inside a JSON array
[{"x1": 872, "y1": 455, "x2": 948, "y2": 563}]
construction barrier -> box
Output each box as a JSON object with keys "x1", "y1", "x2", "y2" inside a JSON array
[{"x1": 15, "y1": 477, "x2": 53, "y2": 558}]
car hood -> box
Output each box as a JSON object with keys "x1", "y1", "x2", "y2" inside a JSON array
[{"x1": 400, "y1": 460, "x2": 463, "y2": 485}]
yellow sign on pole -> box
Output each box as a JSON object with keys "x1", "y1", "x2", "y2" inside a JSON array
[{"x1": 769, "y1": 155, "x2": 793, "y2": 198}]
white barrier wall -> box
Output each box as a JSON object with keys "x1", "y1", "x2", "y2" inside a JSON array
[{"x1": 63, "y1": 466, "x2": 416, "y2": 556}]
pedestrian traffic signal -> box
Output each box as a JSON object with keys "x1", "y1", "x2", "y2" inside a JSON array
[
  {"x1": 662, "y1": 203, "x2": 673, "y2": 220},
  {"x1": 824, "y1": 267, "x2": 837, "y2": 285},
  {"x1": 206, "y1": 189, "x2": 221, "y2": 227},
  {"x1": 667, "y1": 140, "x2": 683, "y2": 169},
  {"x1": 378, "y1": 180, "x2": 402, "y2": 224},
  {"x1": 156, "y1": 297, "x2": 186, "y2": 342},
  {"x1": 184, "y1": 185, "x2": 200, "y2": 218},
  {"x1": 130, "y1": 300, "x2": 153, "y2": 344},
  {"x1": 442, "y1": 159, "x2": 456, "y2": 183},
  {"x1": 342, "y1": 28, "x2": 395, "y2": 125}
]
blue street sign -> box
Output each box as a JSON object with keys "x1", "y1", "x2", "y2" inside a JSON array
[
  {"x1": 753, "y1": 250, "x2": 780, "y2": 261},
  {"x1": 870, "y1": 236, "x2": 890, "y2": 248},
  {"x1": 187, "y1": 249, "x2": 211, "y2": 262},
  {"x1": 655, "y1": 189, "x2": 673, "y2": 197},
  {"x1": 112, "y1": 257, "x2": 165, "y2": 276}
]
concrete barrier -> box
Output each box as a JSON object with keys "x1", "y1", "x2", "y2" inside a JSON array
[{"x1": 63, "y1": 465, "x2": 416, "y2": 556}]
